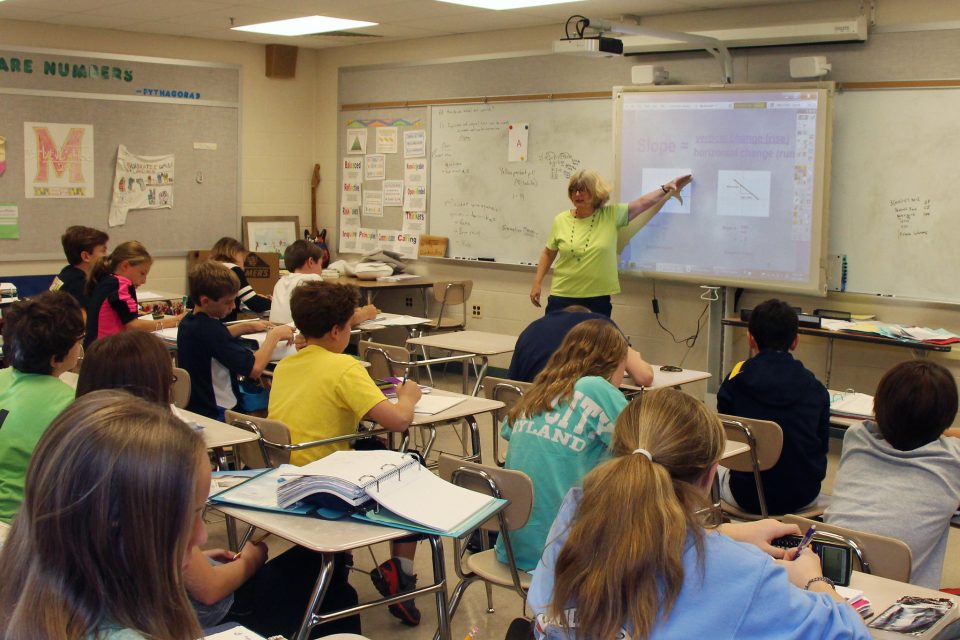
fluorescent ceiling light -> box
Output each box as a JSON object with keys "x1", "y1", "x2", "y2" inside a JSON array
[
  {"x1": 232, "y1": 16, "x2": 377, "y2": 36},
  {"x1": 437, "y1": 0, "x2": 581, "y2": 9}
]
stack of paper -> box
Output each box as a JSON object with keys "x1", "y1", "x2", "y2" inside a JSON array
[
  {"x1": 836, "y1": 586, "x2": 873, "y2": 619},
  {"x1": 830, "y1": 392, "x2": 875, "y2": 419},
  {"x1": 900, "y1": 327, "x2": 960, "y2": 345}
]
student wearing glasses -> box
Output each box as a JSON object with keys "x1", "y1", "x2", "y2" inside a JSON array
[{"x1": 530, "y1": 169, "x2": 691, "y2": 317}]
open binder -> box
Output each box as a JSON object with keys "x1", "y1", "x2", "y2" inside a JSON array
[{"x1": 209, "y1": 450, "x2": 505, "y2": 537}]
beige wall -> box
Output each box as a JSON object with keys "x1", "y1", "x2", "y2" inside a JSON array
[{"x1": 5, "y1": 0, "x2": 960, "y2": 399}]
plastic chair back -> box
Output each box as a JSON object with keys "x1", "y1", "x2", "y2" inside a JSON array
[
  {"x1": 226, "y1": 409, "x2": 293, "y2": 468},
  {"x1": 719, "y1": 414, "x2": 783, "y2": 473},
  {"x1": 782, "y1": 514, "x2": 913, "y2": 582},
  {"x1": 359, "y1": 339, "x2": 410, "y2": 380},
  {"x1": 483, "y1": 376, "x2": 533, "y2": 466},
  {"x1": 429, "y1": 280, "x2": 473, "y2": 330},
  {"x1": 438, "y1": 453, "x2": 533, "y2": 533},
  {"x1": 171, "y1": 367, "x2": 191, "y2": 409}
]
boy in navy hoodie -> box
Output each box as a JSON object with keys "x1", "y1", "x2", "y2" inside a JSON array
[{"x1": 717, "y1": 298, "x2": 829, "y2": 514}]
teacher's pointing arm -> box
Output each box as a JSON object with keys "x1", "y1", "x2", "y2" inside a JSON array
[
  {"x1": 617, "y1": 174, "x2": 692, "y2": 254},
  {"x1": 530, "y1": 247, "x2": 558, "y2": 308}
]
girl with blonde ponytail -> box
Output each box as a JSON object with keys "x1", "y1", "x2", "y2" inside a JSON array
[{"x1": 529, "y1": 388, "x2": 870, "y2": 640}]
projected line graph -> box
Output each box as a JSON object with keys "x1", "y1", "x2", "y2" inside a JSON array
[{"x1": 717, "y1": 170, "x2": 771, "y2": 217}]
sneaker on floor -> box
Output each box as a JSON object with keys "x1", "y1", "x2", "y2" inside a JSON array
[{"x1": 370, "y1": 558, "x2": 421, "y2": 626}]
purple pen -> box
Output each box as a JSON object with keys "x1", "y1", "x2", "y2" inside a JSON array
[{"x1": 793, "y1": 525, "x2": 817, "y2": 560}]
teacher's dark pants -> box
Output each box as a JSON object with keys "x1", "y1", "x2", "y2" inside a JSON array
[{"x1": 545, "y1": 294, "x2": 612, "y2": 317}]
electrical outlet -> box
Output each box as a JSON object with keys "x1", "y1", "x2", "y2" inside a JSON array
[
  {"x1": 472, "y1": 304, "x2": 482, "y2": 318},
  {"x1": 404, "y1": 296, "x2": 414, "y2": 307}
]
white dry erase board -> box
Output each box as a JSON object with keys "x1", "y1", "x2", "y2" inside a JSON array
[
  {"x1": 829, "y1": 86, "x2": 960, "y2": 302},
  {"x1": 429, "y1": 100, "x2": 612, "y2": 265}
]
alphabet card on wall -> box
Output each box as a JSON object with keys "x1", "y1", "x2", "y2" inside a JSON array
[{"x1": 24, "y1": 122, "x2": 93, "y2": 198}]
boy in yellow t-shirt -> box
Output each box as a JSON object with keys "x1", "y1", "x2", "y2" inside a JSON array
[{"x1": 268, "y1": 280, "x2": 424, "y2": 626}]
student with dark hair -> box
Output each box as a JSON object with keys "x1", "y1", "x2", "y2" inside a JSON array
[
  {"x1": 716, "y1": 298, "x2": 829, "y2": 515},
  {"x1": 179, "y1": 261, "x2": 293, "y2": 420},
  {"x1": 76, "y1": 331, "x2": 173, "y2": 405},
  {"x1": 0, "y1": 390, "x2": 207, "y2": 639},
  {"x1": 528, "y1": 389, "x2": 869, "y2": 639},
  {"x1": 50, "y1": 224, "x2": 109, "y2": 308},
  {"x1": 825, "y1": 360, "x2": 960, "y2": 588},
  {"x1": 85, "y1": 240, "x2": 183, "y2": 347},
  {"x1": 270, "y1": 240, "x2": 377, "y2": 326},
  {"x1": 508, "y1": 304, "x2": 653, "y2": 385},
  {"x1": 0, "y1": 291, "x2": 84, "y2": 523},
  {"x1": 268, "y1": 280, "x2": 423, "y2": 626},
  {"x1": 210, "y1": 236, "x2": 271, "y2": 322}
]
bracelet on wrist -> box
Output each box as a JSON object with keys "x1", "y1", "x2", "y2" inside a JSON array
[
  {"x1": 804, "y1": 576, "x2": 835, "y2": 591},
  {"x1": 660, "y1": 184, "x2": 669, "y2": 194}
]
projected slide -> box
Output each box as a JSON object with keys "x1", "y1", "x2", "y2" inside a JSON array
[{"x1": 615, "y1": 87, "x2": 830, "y2": 294}]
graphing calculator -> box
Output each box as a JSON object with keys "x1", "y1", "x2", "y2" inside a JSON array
[{"x1": 772, "y1": 534, "x2": 854, "y2": 586}]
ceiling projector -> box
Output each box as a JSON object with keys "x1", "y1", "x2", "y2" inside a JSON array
[{"x1": 552, "y1": 36, "x2": 624, "y2": 57}]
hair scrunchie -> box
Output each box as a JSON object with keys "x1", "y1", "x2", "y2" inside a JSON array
[{"x1": 632, "y1": 448, "x2": 653, "y2": 462}]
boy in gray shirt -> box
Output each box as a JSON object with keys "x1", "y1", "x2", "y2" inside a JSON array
[{"x1": 825, "y1": 360, "x2": 960, "y2": 588}]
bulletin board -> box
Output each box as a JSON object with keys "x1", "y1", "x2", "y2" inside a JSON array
[
  {"x1": 0, "y1": 45, "x2": 240, "y2": 260},
  {"x1": 336, "y1": 107, "x2": 429, "y2": 259}
]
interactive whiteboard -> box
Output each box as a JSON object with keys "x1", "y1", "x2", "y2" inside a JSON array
[{"x1": 614, "y1": 85, "x2": 832, "y2": 295}]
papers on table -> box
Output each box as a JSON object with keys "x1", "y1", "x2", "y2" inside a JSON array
[
  {"x1": 243, "y1": 328, "x2": 298, "y2": 361},
  {"x1": 376, "y1": 274, "x2": 421, "y2": 282},
  {"x1": 830, "y1": 391, "x2": 875, "y2": 419},
  {"x1": 390, "y1": 394, "x2": 467, "y2": 415},
  {"x1": 358, "y1": 313, "x2": 430, "y2": 328}
]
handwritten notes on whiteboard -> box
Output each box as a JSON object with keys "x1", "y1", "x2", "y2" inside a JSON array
[
  {"x1": 890, "y1": 196, "x2": 932, "y2": 239},
  {"x1": 430, "y1": 100, "x2": 612, "y2": 264}
]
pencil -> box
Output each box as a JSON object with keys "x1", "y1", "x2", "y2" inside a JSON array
[{"x1": 234, "y1": 532, "x2": 271, "y2": 559}]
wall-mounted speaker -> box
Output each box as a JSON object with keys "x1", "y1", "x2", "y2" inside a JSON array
[{"x1": 265, "y1": 44, "x2": 298, "y2": 79}]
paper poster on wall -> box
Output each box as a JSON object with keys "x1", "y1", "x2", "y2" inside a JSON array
[
  {"x1": 358, "y1": 227, "x2": 379, "y2": 253},
  {"x1": 395, "y1": 232, "x2": 419, "y2": 260},
  {"x1": 0, "y1": 203, "x2": 19, "y2": 239},
  {"x1": 375, "y1": 127, "x2": 398, "y2": 154},
  {"x1": 108, "y1": 145, "x2": 175, "y2": 227},
  {"x1": 508, "y1": 123, "x2": 529, "y2": 162},
  {"x1": 365, "y1": 154, "x2": 386, "y2": 180},
  {"x1": 341, "y1": 204, "x2": 361, "y2": 228},
  {"x1": 363, "y1": 190, "x2": 383, "y2": 217},
  {"x1": 383, "y1": 180, "x2": 404, "y2": 206},
  {"x1": 342, "y1": 179, "x2": 361, "y2": 209},
  {"x1": 377, "y1": 229, "x2": 397, "y2": 252},
  {"x1": 404, "y1": 184, "x2": 427, "y2": 211},
  {"x1": 339, "y1": 228, "x2": 359, "y2": 253},
  {"x1": 24, "y1": 122, "x2": 94, "y2": 198},
  {"x1": 404, "y1": 159, "x2": 427, "y2": 185},
  {"x1": 403, "y1": 210, "x2": 426, "y2": 233},
  {"x1": 403, "y1": 130, "x2": 426, "y2": 158},
  {"x1": 346, "y1": 128, "x2": 367, "y2": 155},
  {"x1": 342, "y1": 157, "x2": 363, "y2": 183}
]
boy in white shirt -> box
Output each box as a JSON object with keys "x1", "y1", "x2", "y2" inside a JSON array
[{"x1": 270, "y1": 240, "x2": 377, "y2": 326}]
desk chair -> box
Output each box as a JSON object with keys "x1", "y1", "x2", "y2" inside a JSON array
[
  {"x1": 719, "y1": 414, "x2": 829, "y2": 521},
  {"x1": 171, "y1": 367, "x2": 191, "y2": 409},
  {"x1": 782, "y1": 514, "x2": 913, "y2": 582},
  {"x1": 437, "y1": 454, "x2": 534, "y2": 625},
  {"x1": 359, "y1": 339, "x2": 410, "y2": 380},
  {"x1": 225, "y1": 410, "x2": 389, "y2": 469},
  {"x1": 482, "y1": 376, "x2": 532, "y2": 467},
  {"x1": 418, "y1": 281, "x2": 474, "y2": 384}
]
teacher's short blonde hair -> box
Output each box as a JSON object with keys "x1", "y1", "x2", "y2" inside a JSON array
[{"x1": 568, "y1": 169, "x2": 612, "y2": 208}]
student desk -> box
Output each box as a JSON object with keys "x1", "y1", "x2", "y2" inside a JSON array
[
  {"x1": 722, "y1": 317, "x2": 952, "y2": 387},
  {"x1": 620, "y1": 365, "x2": 712, "y2": 396},
  {"x1": 210, "y1": 505, "x2": 456, "y2": 640},
  {"x1": 850, "y1": 571, "x2": 960, "y2": 638},
  {"x1": 406, "y1": 331, "x2": 518, "y2": 396},
  {"x1": 328, "y1": 275, "x2": 440, "y2": 310},
  {"x1": 58, "y1": 372, "x2": 258, "y2": 462},
  {"x1": 405, "y1": 388, "x2": 504, "y2": 466}
]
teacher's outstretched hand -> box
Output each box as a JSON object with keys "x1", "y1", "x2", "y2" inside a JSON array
[{"x1": 530, "y1": 169, "x2": 691, "y2": 318}]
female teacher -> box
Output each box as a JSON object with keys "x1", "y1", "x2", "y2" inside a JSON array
[{"x1": 530, "y1": 169, "x2": 692, "y2": 317}]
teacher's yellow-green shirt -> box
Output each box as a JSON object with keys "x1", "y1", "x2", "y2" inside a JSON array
[{"x1": 546, "y1": 203, "x2": 628, "y2": 298}]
